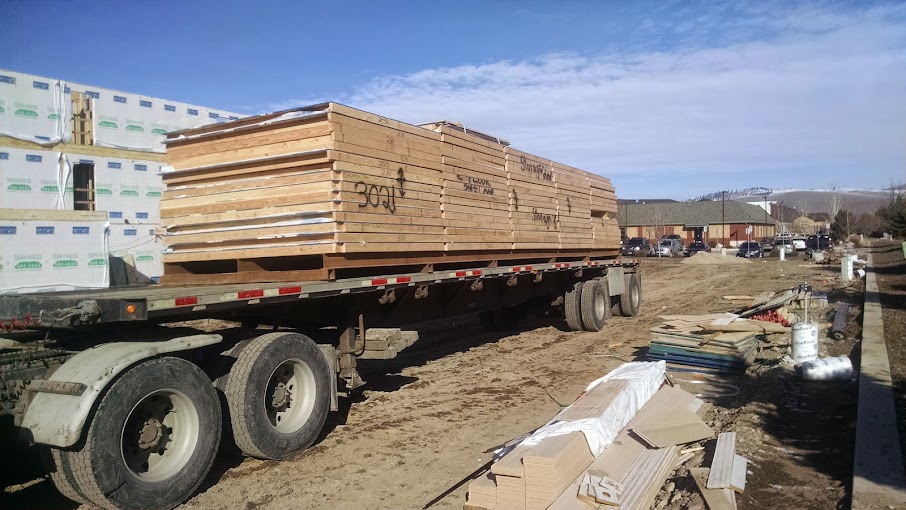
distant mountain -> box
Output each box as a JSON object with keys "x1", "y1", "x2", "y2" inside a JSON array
[{"x1": 693, "y1": 187, "x2": 896, "y2": 216}]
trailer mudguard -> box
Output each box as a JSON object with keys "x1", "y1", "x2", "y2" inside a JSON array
[
  {"x1": 19, "y1": 334, "x2": 222, "y2": 448},
  {"x1": 607, "y1": 267, "x2": 625, "y2": 296}
]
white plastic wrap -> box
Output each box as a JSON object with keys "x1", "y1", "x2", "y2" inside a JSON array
[
  {"x1": 0, "y1": 148, "x2": 71, "y2": 210},
  {"x1": 108, "y1": 223, "x2": 163, "y2": 282},
  {"x1": 83, "y1": 155, "x2": 163, "y2": 224},
  {"x1": 0, "y1": 210, "x2": 109, "y2": 294},
  {"x1": 68, "y1": 82, "x2": 242, "y2": 153},
  {"x1": 0, "y1": 70, "x2": 71, "y2": 144},
  {"x1": 519, "y1": 361, "x2": 666, "y2": 456}
]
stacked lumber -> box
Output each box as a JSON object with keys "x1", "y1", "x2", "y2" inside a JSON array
[
  {"x1": 160, "y1": 103, "x2": 620, "y2": 283},
  {"x1": 647, "y1": 325, "x2": 760, "y2": 373},
  {"x1": 358, "y1": 328, "x2": 418, "y2": 360},
  {"x1": 418, "y1": 121, "x2": 512, "y2": 251},
  {"x1": 504, "y1": 148, "x2": 561, "y2": 250},
  {"x1": 545, "y1": 385, "x2": 713, "y2": 510},
  {"x1": 523, "y1": 433, "x2": 595, "y2": 510},
  {"x1": 465, "y1": 363, "x2": 682, "y2": 510}
]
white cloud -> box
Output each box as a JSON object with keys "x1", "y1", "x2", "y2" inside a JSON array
[{"x1": 271, "y1": 4, "x2": 906, "y2": 198}]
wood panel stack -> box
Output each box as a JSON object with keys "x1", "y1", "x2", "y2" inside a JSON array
[
  {"x1": 553, "y1": 162, "x2": 592, "y2": 250},
  {"x1": 418, "y1": 122, "x2": 513, "y2": 251},
  {"x1": 504, "y1": 148, "x2": 560, "y2": 250},
  {"x1": 160, "y1": 102, "x2": 620, "y2": 283},
  {"x1": 590, "y1": 178, "x2": 620, "y2": 249},
  {"x1": 161, "y1": 104, "x2": 448, "y2": 268}
]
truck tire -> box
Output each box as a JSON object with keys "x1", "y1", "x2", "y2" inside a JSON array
[
  {"x1": 51, "y1": 357, "x2": 221, "y2": 510},
  {"x1": 580, "y1": 279, "x2": 611, "y2": 332},
  {"x1": 564, "y1": 281, "x2": 584, "y2": 331},
  {"x1": 46, "y1": 448, "x2": 92, "y2": 506},
  {"x1": 224, "y1": 332, "x2": 330, "y2": 460},
  {"x1": 619, "y1": 273, "x2": 642, "y2": 317}
]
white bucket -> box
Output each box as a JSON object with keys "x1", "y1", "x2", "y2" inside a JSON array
[
  {"x1": 791, "y1": 323, "x2": 819, "y2": 364},
  {"x1": 800, "y1": 356, "x2": 853, "y2": 381}
]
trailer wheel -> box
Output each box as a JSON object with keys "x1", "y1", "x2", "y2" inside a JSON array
[
  {"x1": 224, "y1": 332, "x2": 330, "y2": 460},
  {"x1": 580, "y1": 279, "x2": 611, "y2": 332},
  {"x1": 564, "y1": 281, "x2": 584, "y2": 331},
  {"x1": 51, "y1": 357, "x2": 221, "y2": 510},
  {"x1": 45, "y1": 448, "x2": 91, "y2": 506},
  {"x1": 619, "y1": 273, "x2": 642, "y2": 317}
]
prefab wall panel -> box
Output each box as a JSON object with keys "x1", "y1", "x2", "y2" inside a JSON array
[
  {"x1": 0, "y1": 210, "x2": 110, "y2": 294},
  {"x1": 0, "y1": 70, "x2": 70, "y2": 144},
  {"x1": 0, "y1": 147, "x2": 70, "y2": 209},
  {"x1": 67, "y1": 81, "x2": 242, "y2": 153}
]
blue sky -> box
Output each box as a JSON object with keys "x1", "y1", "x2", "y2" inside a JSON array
[{"x1": 2, "y1": 0, "x2": 904, "y2": 199}]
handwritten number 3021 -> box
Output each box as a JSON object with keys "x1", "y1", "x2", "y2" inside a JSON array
[{"x1": 355, "y1": 168, "x2": 406, "y2": 214}]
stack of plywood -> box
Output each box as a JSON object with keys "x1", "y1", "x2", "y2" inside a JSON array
[
  {"x1": 523, "y1": 433, "x2": 595, "y2": 510},
  {"x1": 466, "y1": 383, "x2": 712, "y2": 510},
  {"x1": 418, "y1": 121, "x2": 513, "y2": 251},
  {"x1": 160, "y1": 103, "x2": 620, "y2": 283},
  {"x1": 504, "y1": 148, "x2": 560, "y2": 250}
]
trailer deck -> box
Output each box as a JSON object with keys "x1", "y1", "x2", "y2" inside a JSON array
[{"x1": 0, "y1": 256, "x2": 636, "y2": 328}]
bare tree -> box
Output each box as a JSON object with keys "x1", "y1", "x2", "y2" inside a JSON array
[
  {"x1": 652, "y1": 204, "x2": 666, "y2": 241},
  {"x1": 825, "y1": 184, "x2": 844, "y2": 233},
  {"x1": 795, "y1": 197, "x2": 813, "y2": 234}
]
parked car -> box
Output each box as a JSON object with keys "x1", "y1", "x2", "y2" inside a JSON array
[
  {"x1": 621, "y1": 237, "x2": 651, "y2": 256},
  {"x1": 736, "y1": 241, "x2": 763, "y2": 258},
  {"x1": 805, "y1": 235, "x2": 832, "y2": 251},
  {"x1": 792, "y1": 236, "x2": 807, "y2": 251},
  {"x1": 761, "y1": 237, "x2": 774, "y2": 253},
  {"x1": 684, "y1": 241, "x2": 710, "y2": 257},
  {"x1": 773, "y1": 238, "x2": 794, "y2": 254},
  {"x1": 652, "y1": 239, "x2": 682, "y2": 257},
  {"x1": 661, "y1": 234, "x2": 685, "y2": 250}
]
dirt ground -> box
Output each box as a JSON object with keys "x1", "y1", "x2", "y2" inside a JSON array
[{"x1": 3, "y1": 251, "x2": 867, "y2": 510}]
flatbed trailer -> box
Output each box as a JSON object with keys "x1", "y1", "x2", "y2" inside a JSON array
[{"x1": 0, "y1": 255, "x2": 641, "y2": 510}]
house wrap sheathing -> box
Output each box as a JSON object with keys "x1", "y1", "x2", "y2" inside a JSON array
[{"x1": 0, "y1": 69, "x2": 243, "y2": 290}]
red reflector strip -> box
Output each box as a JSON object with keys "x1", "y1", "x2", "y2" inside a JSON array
[
  {"x1": 175, "y1": 297, "x2": 198, "y2": 306},
  {"x1": 455, "y1": 271, "x2": 467, "y2": 277},
  {"x1": 471, "y1": 270, "x2": 482, "y2": 276},
  {"x1": 371, "y1": 278, "x2": 388, "y2": 285},
  {"x1": 279, "y1": 286, "x2": 302, "y2": 295},
  {"x1": 396, "y1": 276, "x2": 411, "y2": 283},
  {"x1": 238, "y1": 290, "x2": 264, "y2": 299}
]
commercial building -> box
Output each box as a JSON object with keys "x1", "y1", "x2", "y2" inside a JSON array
[{"x1": 616, "y1": 200, "x2": 776, "y2": 247}]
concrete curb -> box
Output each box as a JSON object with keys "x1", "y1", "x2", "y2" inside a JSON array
[{"x1": 852, "y1": 253, "x2": 906, "y2": 509}]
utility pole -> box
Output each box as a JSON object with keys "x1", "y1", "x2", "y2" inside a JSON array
[
  {"x1": 721, "y1": 191, "x2": 727, "y2": 246},
  {"x1": 763, "y1": 193, "x2": 769, "y2": 239}
]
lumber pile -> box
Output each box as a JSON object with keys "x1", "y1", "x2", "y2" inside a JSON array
[
  {"x1": 689, "y1": 432, "x2": 749, "y2": 510},
  {"x1": 357, "y1": 328, "x2": 419, "y2": 360},
  {"x1": 647, "y1": 284, "x2": 830, "y2": 372},
  {"x1": 160, "y1": 103, "x2": 619, "y2": 284},
  {"x1": 465, "y1": 362, "x2": 714, "y2": 510}
]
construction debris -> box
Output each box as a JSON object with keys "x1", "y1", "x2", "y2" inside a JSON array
[
  {"x1": 466, "y1": 362, "x2": 716, "y2": 510},
  {"x1": 647, "y1": 284, "x2": 833, "y2": 372}
]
